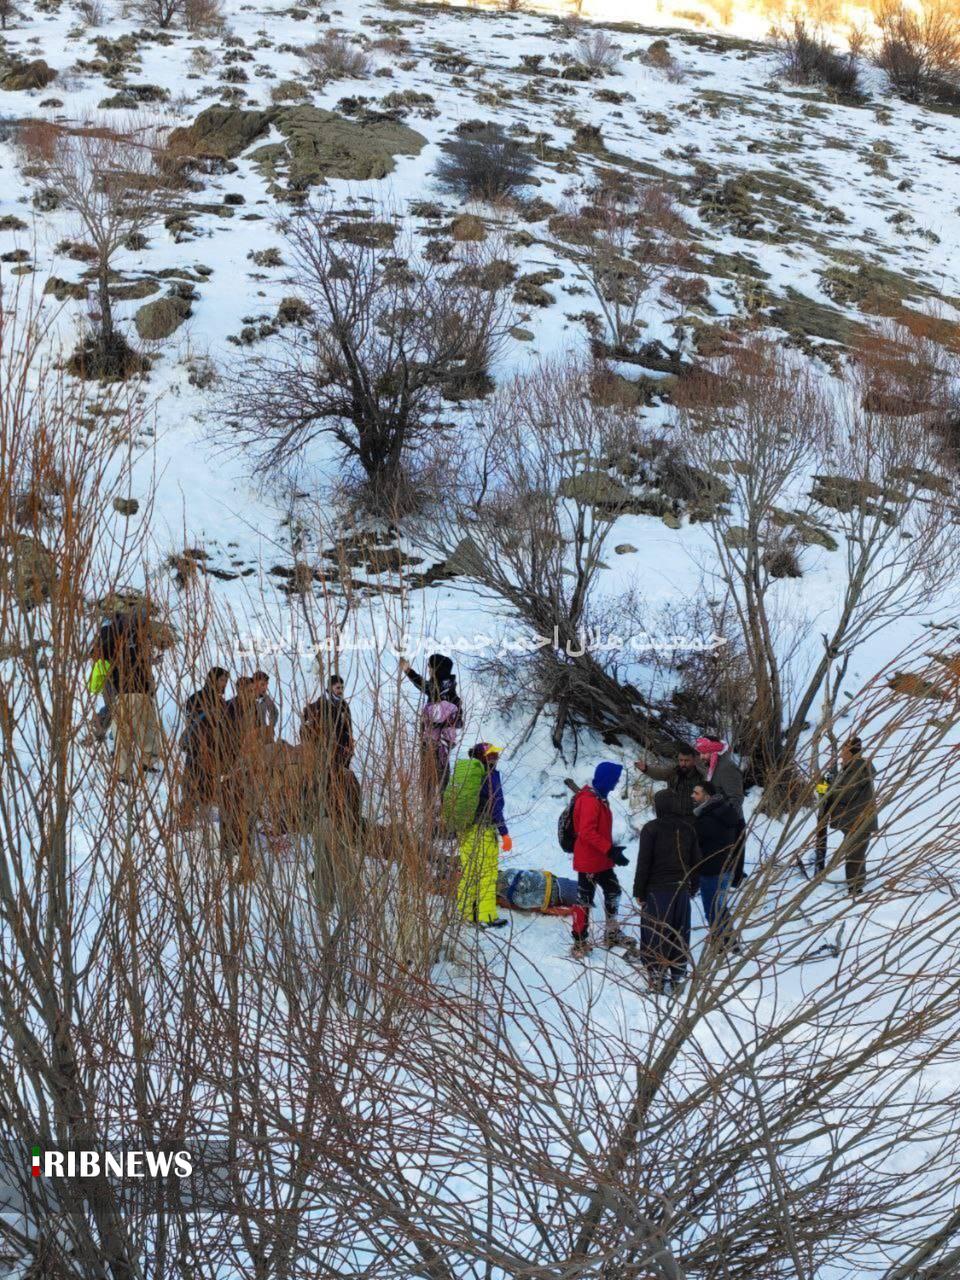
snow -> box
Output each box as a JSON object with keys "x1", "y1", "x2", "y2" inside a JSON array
[{"x1": 3, "y1": 0, "x2": 960, "y2": 1271}]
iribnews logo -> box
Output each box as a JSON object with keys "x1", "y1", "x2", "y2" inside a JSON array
[{"x1": 31, "y1": 1147, "x2": 193, "y2": 1179}]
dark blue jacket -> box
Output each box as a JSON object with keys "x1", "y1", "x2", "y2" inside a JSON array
[{"x1": 478, "y1": 769, "x2": 507, "y2": 835}]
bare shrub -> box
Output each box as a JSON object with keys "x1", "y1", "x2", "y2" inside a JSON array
[
  {"x1": 188, "y1": 43, "x2": 215, "y2": 74},
  {"x1": 576, "y1": 179, "x2": 695, "y2": 356},
  {"x1": 575, "y1": 28, "x2": 622, "y2": 74},
  {"x1": 433, "y1": 123, "x2": 536, "y2": 203},
  {"x1": 874, "y1": 0, "x2": 960, "y2": 100},
  {"x1": 0, "y1": 0, "x2": 17, "y2": 27},
  {"x1": 418, "y1": 356, "x2": 677, "y2": 752},
  {"x1": 302, "y1": 31, "x2": 372, "y2": 81},
  {"x1": 75, "y1": 0, "x2": 104, "y2": 23},
  {"x1": 369, "y1": 33, "x2": 410, "y2": 56},
  {"x1": 222, "y1": 204, "x2": 514, "y2": 513},
  {"x1": 777, "y1": 18, "x2": 862, "y2": 97},
  {"x1": 16, "y1": 117, "x2": 60, "y2": 166},
  {"x1": 182, "y1": 0, "x2": 223, "y2": 34},
  {"x1": 610, "y1": 590, "x2": 759, "y2": 753}
]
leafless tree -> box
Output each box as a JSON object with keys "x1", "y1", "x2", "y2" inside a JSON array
[
  {"x1": 39, "y1": 121, "x2": 162, "y2": 376},
  {"x1": 575, "y1": 180, "x2": 694, "y2": 359},
  {"x1": 223, "y1": 204, "x2": 514, "y2": 514},
  {"x1": 415, "y1": 356, "x2": 678, "y2": 752},
  {"x1": 673, "y1": 338, "x2": 833, "y2": 778},
  {"x1": 675, "y1": 329, "x2": 960, "y2": 796},
  {"x1": 785, "y1": 325, "x2": 960, "y2": 760},
  {"x1": 133, "y1": 0, "x2": 179, "y2": 29}
]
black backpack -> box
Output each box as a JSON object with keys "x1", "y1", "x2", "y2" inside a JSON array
[{"x1": 558, "y1": 794, "x2": 578, "y2": 854}]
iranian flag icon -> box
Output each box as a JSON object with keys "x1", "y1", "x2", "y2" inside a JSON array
[{"x1": 32, "y1": 1147, "x2": 40, "y2": 1177}]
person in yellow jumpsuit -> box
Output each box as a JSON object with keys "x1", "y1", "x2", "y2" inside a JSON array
[{"x1": 456, "y1": 742, "x2": 512, "y2": 930}]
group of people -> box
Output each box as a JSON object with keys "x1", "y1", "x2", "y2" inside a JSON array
[
  {"x1": 566, "y1": 740, "x2": 745, "y2": 993},
  {"x1": 87, "y1": 611, "x2": 878, "y2": 962},
  {"x1": 87, "y1": 614, "x2": 480, "y2": 870},
  {"x1": 566, "y1": 733, "x2": 878, "y2": 994},
  {"x1": 88, "y1": 606, "x2": 362, "y2": 855}
]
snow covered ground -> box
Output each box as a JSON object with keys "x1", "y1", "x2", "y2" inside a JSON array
[{"x1": 2, "y1": 0, "x2": 960, "y2": 1271}]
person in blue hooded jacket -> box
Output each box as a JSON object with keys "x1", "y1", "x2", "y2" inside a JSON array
[{"x1": 570, "y1": 761, "x2": 630, "y2": 956}]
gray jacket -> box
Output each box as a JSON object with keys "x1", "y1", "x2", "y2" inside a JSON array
[
  {"x1": 709, "y1": 754, "x2": 745, "y2": 816},
  {"x1": 821, "y1": 756, "x2": 878, "y2": 835}
]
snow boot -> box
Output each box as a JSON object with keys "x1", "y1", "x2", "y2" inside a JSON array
[
  {"x1": 603, "y1": 926, "x2": 636, "y2": 951},
  {"x1": 647, "y1": 969, "x2": 665, "y2": 995},
  {"x1": 571, "y1": 938, "x2": 593, "y2": 958},
  {"x1": 479, "y1": 918, "x2": 508, "y2": 930},
  {"x1": 667, "y1": 972, "x2": 687, "y2": 999}
]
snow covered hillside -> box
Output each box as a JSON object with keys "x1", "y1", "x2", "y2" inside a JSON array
[{"x1": 2, "y1": 0, "x2": 960, "y2": 1275}]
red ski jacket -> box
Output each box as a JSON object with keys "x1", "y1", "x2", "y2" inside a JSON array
[{"x1": 572, "y1": 786, "x2": 614, "y2": 873}]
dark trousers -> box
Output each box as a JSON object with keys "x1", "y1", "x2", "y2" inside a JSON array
[
  {"x1": 93, "y1": 683, "x2": 117, "y2": 740},
  {"x1": 816, "y1": 824, "x2": 872, "y2": 895},
  {"x1": 699, "y1": 873, "x2": 734, "y2": 947},
  {"x1": 640, "y1": 888, "x2": 691, "y2": 981},
  {"x1": 840, "y1": 828, "x2": 871, "y2": 895},
  {"x1": 573, "y1": 869, "x2": 622, "y2": 941}
]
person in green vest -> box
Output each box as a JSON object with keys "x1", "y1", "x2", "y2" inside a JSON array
[{"x1": 442, "y1": 742, "x2": 512, "y2": 930}]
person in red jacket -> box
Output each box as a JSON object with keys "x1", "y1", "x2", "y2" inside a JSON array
[{"x1": 571, "y1": 761, "x2": 629, "y2": 956}]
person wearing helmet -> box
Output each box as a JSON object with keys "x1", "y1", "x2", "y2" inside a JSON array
[{"x1": 456, "y1": 742, "x2": 512, "y2": 930}]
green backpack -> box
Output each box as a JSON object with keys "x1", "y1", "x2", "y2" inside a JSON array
[{"x1": 441, "y1": 758, "x2": 486, "y2": 835}]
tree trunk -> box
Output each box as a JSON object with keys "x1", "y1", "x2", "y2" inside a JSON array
[{"x1": 98, "y1": 264, "x2": 113, "y2": 345}]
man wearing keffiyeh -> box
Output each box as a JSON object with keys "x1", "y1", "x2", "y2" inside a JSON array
[{"x1": 694, "y1": 737, "x2": 745, "y2": 818}]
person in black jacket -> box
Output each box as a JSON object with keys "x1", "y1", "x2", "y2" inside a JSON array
[
  {"x1": 691, "y1": 781, "x2": 744, "y2": 953},
  {"x1": 633, "y1": 790, "x2": 700, "y2": 993},
  {"x1": 180, "y1": 667, "x2": 230, "y2": 822},
  {"x1": 301, "y1": 674, "x2": 353, "y2": 768},
  {"x1": 815, "y1": 737, "x2": 878, "y2": 895},
  {"x1": 634, "y1": 746, "x2": 704, "y2": 817},
  {"x1": 300, "y1": 674, "x2": 360, "y2": 832},
  {"x1": 103, "y1": 605, "x2": 162, "y2": 781},
  {"x1": 400, "y1": 653, "x2": 461, "y2": 712}
]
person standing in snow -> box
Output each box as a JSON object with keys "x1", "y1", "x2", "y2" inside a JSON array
[
  {"x1": 633, "y1": 790, "x2": 700, "y2": 994},
  {"x1": 302, "y1": 673, "x2": 354, "y2": 768},
  {"x1": 401, "y1": 653, "x2": 464, "y2": 802},
  {"x1": 88, "y1": 606, "x2": 126, "y2": 743},
  {"x1": 107, "y1": 604, "x2": 163, "y2": 783},
  {"x1": 570, "y1": 762, "x2": 630, "y2": 957},
  {"x1": 179, "y1": 666, "x2": 230, "y2": 824},
  {"x1": 301, "y1": 674, "x2": 360, "y2": 829},
  {"x1": 694, "y1": 736, "x2": 747, "y2": 885},
  {"x1": 815, "y1": 736, "x2": 878, "y2": 896},
  {"x1": 250, "y1": 670, "x2": 279, "y2": 742},
  {"x1": 634, "y1": 745, "x2": 703, "y2": 816},
  {"x1": 694, "y1": 736, "x2": 744, "y2": 816},
  {"x1": 691, "y1": 780, "x2": 743, "y2": 954},
  {"x1": 455, "y1": 742, "x2": 511, "y2": 930}
]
